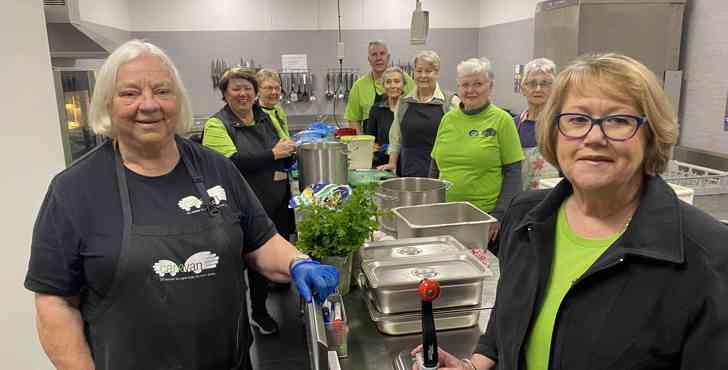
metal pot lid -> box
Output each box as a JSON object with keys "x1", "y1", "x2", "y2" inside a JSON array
[
  {"x1": 361, "y1": 253, "x2": 487, "y2": 289},
  {"x1": 360, "y1": 236, "x2": 468, "y2": 263}
]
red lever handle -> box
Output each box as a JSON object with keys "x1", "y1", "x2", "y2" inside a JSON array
[{"x1": 418, "y1": 278, "x2": 441, "y2": 302}]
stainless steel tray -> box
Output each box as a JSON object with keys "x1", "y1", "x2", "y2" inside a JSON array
[
  {"x1": 359, "y1": 236, "x2": 469, "y2": 263},
  {"x1": 360, "y1": 253, "x2": 491, "y2": 314},
  {"x1": 365, "y1": 297, "x2": 486, "y2": 336},
  {"x1": 393, "y1": 202, "x2": 497, "y2": 250}
]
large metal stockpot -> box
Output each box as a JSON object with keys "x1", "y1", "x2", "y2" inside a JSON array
[
  {"x1": 374, "y1": 177, "x2": 450, "y2": 234},
  {"x1": 297, "y1": 141, "x2": 348, "y2": 191}
]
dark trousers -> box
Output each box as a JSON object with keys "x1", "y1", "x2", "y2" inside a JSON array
[
  {"x1": 249, "y1": 204, "x2": 294, "y2": 316},
  {"x1": 248, "y1": 268, "x2": 270, "y2": 316}
]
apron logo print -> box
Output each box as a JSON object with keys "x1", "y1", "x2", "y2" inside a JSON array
[
  {"x1": 177, "y1": 185, "x2": 228, "y2": 213},
  {"x1": 152, "y1": 251, "x2": 220, "y2": 278},
  {"x1": 207, "y1": 185, "x2": 227, "y2": 205},
  {"x1": 178, "y1": 196, "x2": 203, "y2": 212},
  {"x1": 468, "y1": 129, "x2": 479, "y2": 137},
  {"x1": 482, "y1": 128, "x2": 496, "y2": 137}
]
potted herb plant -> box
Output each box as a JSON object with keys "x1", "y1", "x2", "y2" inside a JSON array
[{"x1": 296, "y1": 184, "x2": 379, "y2": 295}]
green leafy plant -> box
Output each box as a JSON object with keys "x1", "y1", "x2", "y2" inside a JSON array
[{"x1": 296, "y1": 183, "x2": 380, "y2": 259}]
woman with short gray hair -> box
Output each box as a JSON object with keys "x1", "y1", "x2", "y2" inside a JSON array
[
  {"x1": 516, "y1": 57, "x2": 559, "y2": 189},
  {"x1": 431, "y1": 57, "x2": 524, "y2": 231},
  {"x1": 381, "y1": 50, "x2": 449, "y2": 177}
]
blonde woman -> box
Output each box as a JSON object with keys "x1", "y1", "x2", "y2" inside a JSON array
[
  {"x1": 414, "y1": 53, "x2": 728, "y2": 370},
  {"x1": 381, "y1": 50, "x2": 449, "y2": 177}
]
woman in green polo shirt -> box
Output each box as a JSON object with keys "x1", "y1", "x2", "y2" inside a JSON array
[{"x1": 430, "y1": 57, "x2": 524, "y2": 229}]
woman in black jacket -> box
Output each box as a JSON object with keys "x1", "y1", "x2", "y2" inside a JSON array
[
  {"x1": 203, "y1": 67, "x2": 296, "y2": 336},
  {"x1": 412, "y1": 54, "x2": 728, "y2": 369}
]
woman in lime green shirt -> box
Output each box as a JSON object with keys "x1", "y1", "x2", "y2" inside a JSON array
[{"x1": 431, "y1": 57, "x2": 524, "y2": 229}]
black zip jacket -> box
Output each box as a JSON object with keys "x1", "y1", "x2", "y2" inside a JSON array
[{"x1": 477, "y1": 175, "x2": 728, "y2": 369}]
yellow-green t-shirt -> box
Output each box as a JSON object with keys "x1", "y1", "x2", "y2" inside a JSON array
[
  {"x1": 524, "y1": 203, "x2": 625, "y2": 370},
  {"x1": 430, "y1": 104, "x2": 524, "y2": 213},
  {"x1": 260, "y1": 104, "x2": 289, "y2": 139},
  {"x1": 344, "y1": 72, "x2": 415, "y2": 123}
]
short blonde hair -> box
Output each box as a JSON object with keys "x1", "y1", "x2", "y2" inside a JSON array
[
  {"x1": 256, "y1": 68, "x2": 281, "y2": 85},
  {"x1": 536, "y1": 53, "x2": 678, "y2": 175},
  {"x1": 89, "y1": 39, "x2": 193, "y2": 137},
  {"x1": 413, "y1": 50, "x2": 441, "y2": 71}
]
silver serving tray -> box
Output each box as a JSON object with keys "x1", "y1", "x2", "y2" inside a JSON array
[
  {"x1": 359, "y1": 236, "x2": 469, "y2": 263},
  {"x1": 360, "y1": 253, "x2": 491, "y2": 314},
  {"x1": 393, "y1": 202, "x2": 497, "y2": 250},
  {"x1": 365, "y1": 297, "x2": 486, "y2": 336}
]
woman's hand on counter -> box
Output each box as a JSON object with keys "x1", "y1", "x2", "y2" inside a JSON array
[
  {"x1": 376, "y1": 163, "x2": 395, "y2": 172},
  {"x1": 272, "y1": 138, "x2": 297, "y2": 159},
  {"x1": 410, "y1": 345, "x2": 495, "y2": 370}
]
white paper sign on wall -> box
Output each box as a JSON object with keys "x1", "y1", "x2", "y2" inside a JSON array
[{"x1": 282, "y1": 54, "x2": 308, "y2": 72}]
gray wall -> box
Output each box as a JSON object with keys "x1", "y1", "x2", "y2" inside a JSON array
[
  {"x1": 478, "y1": 18, "x2": 534, "y2": 114},
  {"x1": 678, "y1": 0, "x2": 728, "y2": 155},
  {"x1": 132, "y1": 29, "x2": 479, "y2": 125}
]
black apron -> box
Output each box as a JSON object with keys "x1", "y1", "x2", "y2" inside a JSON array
[
  {"x1": 83, "y1": 141, "x2": 250, "y2": 370},
  {"x1": 399, "y1": 102, "x2": 444, "y2": 177},
  {"x1": 361, "y1": 76, "x2": 385, "y2": 131},
  {"x1": 214, "y1": 105, "x2": 294, "y2": 237}
]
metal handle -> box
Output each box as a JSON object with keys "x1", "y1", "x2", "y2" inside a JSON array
[
  {"x1": 373, "y1": 191, "x2": 398, "y2": 201},
  {"x1": 357, "y1": 273, "x2": 368, "y2": 290},
  {"x1": 441, "y1": 179, "x2": 453, "y2": 190}
]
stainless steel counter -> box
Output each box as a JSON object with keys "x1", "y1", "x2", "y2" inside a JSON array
[{"x1": 324, "y1": 253, "x2": 499, "y2": 370}]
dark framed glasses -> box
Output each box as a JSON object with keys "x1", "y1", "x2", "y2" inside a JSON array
[{"x1": 555, "y1": 113, "x2": 647, "y2": 141}]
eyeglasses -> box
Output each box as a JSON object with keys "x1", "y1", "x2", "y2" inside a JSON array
[
  {"x1": 260, "y1": 85, "x2": 281, "y2": 92},
  {"x1": 555, "y1": 113, "x2": 647, "y2": 141},
  {"x1": 524, "y1": 80, "x2": 553, "y2": 89}
]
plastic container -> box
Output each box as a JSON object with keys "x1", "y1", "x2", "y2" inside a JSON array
[
  {"x1": 340, "y1": 135, "x2": 375, "y2": 170},
  {"x1": 348, "y1": 169, "x2": 393, "y2": 187},
  {"x1": 334, "y1": 127, "x2": 357, "y2": 138}
]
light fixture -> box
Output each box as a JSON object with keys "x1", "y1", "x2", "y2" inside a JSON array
[{"x1": 410, "y1": 0, "x2": 429, "y2": 45}]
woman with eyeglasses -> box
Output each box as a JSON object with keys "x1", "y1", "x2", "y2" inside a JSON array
[
  {"x1": 203, "y1": 67, "x2": 297, "y2": 336},
  {"x1": 516, "y1": 58, "x2": 560, "y2": 189},
  {"x1": 256, "y1": 69, "x2": 290, "y2": 140},
  {"x1": 412, "y1": 53, "x2": 728, "y2": 370}
]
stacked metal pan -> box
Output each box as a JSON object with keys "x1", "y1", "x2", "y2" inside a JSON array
[{"x1": 356, "y1": 236, "x2": 493, "y2": 335}]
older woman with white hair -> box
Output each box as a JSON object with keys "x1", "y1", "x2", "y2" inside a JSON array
[
  {"x1": 430, "y1": 57, "x2": 524, "y2": 230},
  {"x1": 379, "y1": 50, "x2": 450, "y2": 177},
  {"x1": 517, "y1": 57, "x2": 560, "y2": 189},
  {"x1": 24, "y1": 40, "x2": 338, "y2": 370}
]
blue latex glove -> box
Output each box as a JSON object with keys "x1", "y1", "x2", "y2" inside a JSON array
[{"x1": 290, "y1": 260, "x2": 339, "y2": 304}]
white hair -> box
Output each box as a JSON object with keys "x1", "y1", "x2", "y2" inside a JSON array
[
  {"x1": 89, "y1": 39, "x2": 193, "y2": 138},
  {"x1": 368, "y1": 40, "x2": 389, "y2": 52},
  {"x1": 457, "y1": 57, "x2": 493, "y2": 81},
  {"x1": 522, "y1": 57, "x2": 556, "y2": 82},
  {"x1": 413, "y1": 50, "x2": 441, "y2": 71}
]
